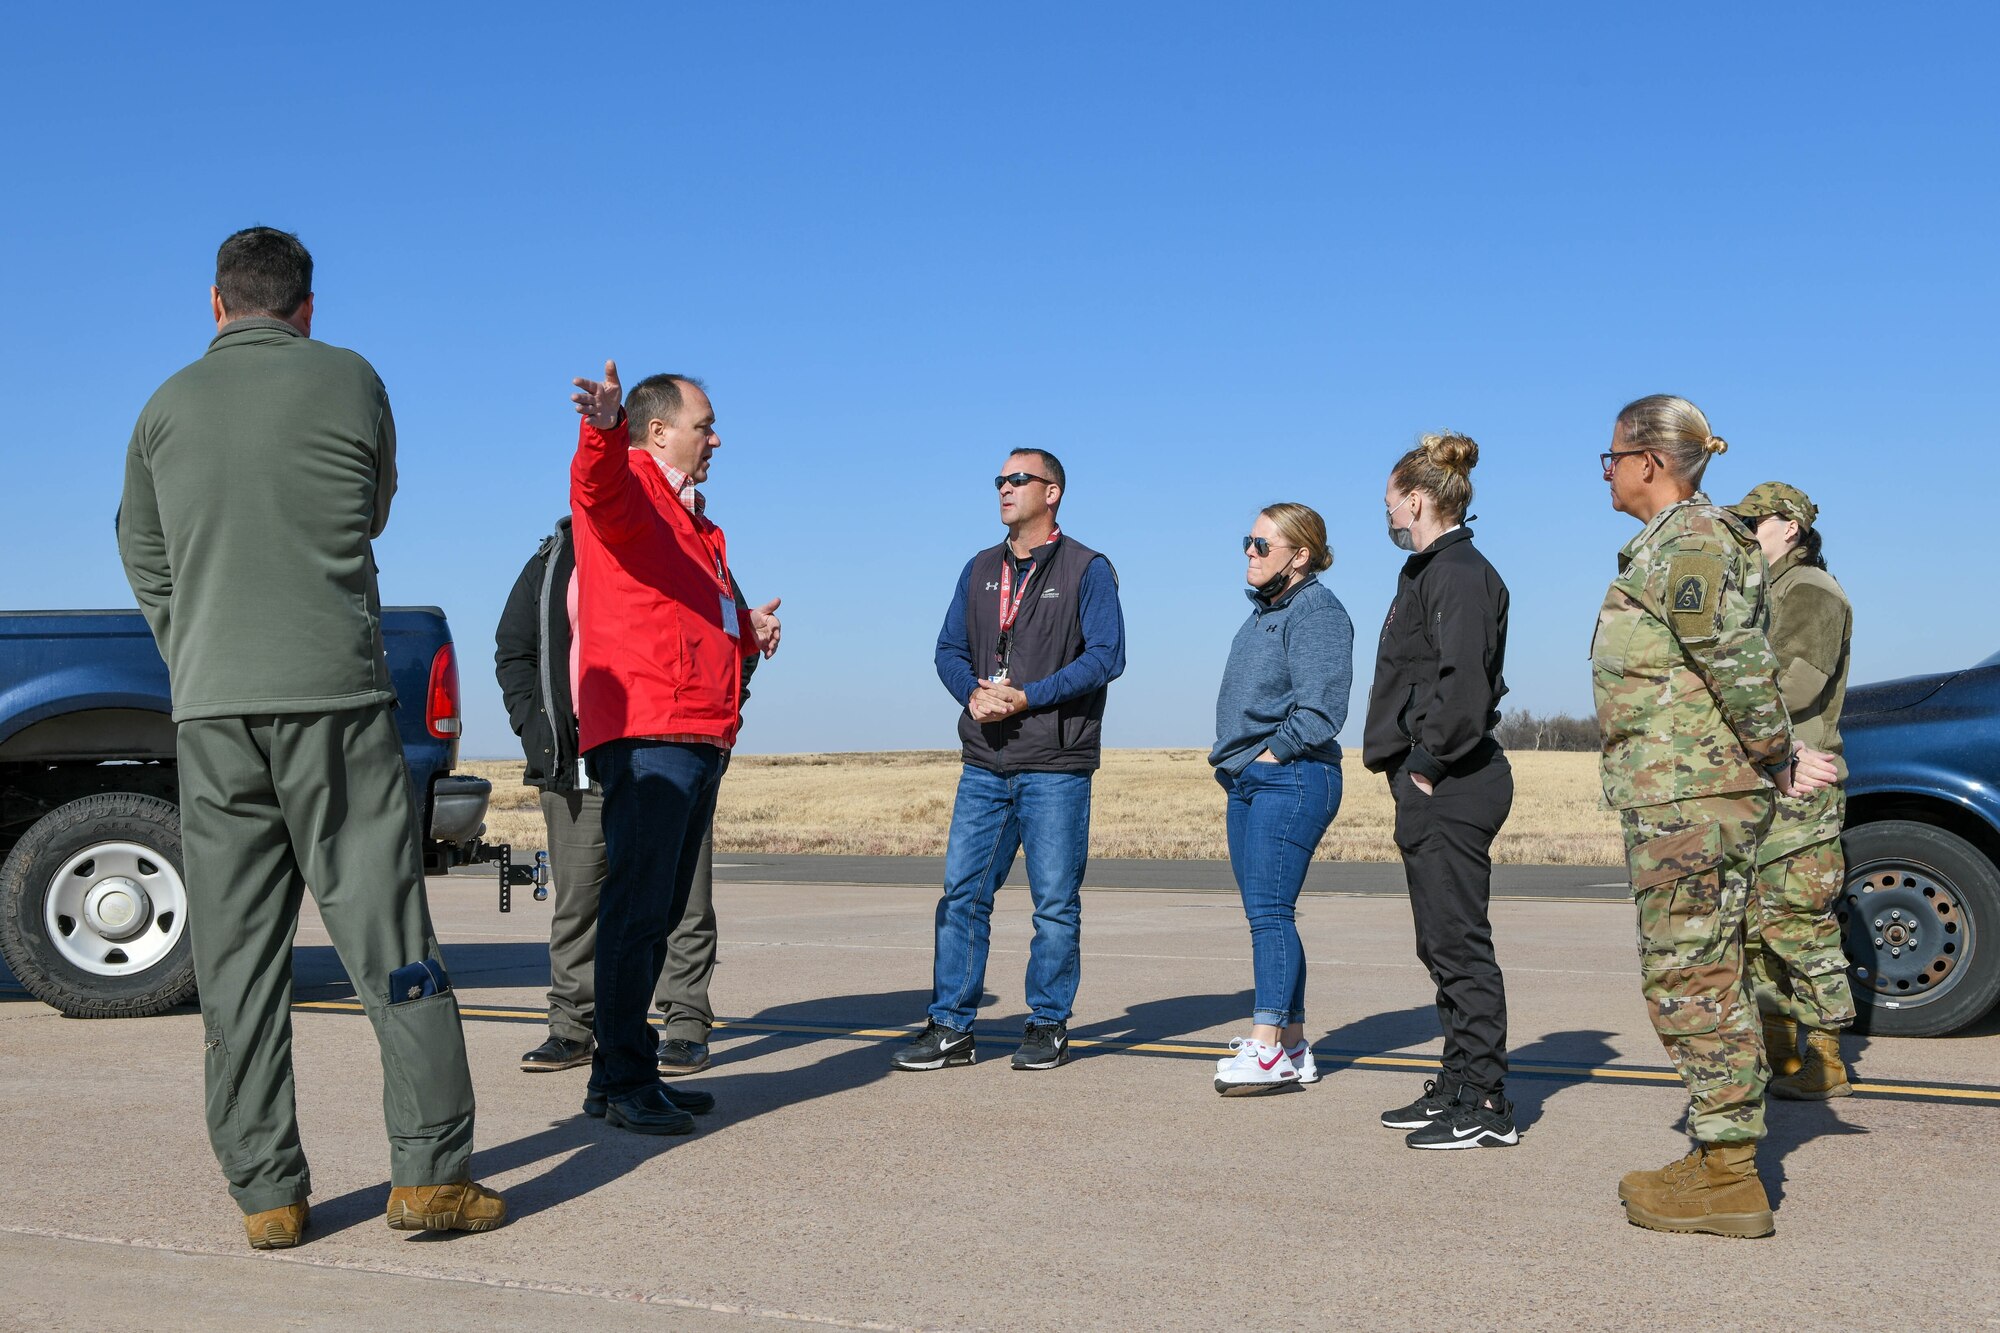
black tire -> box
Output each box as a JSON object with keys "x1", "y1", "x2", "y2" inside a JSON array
[
  {"x1": 1840, "y1": 819, "x2": 2000, "y2": 1037},
  {"x1": 0, "y1": 793, "x2": 198, "y2": 1019}
]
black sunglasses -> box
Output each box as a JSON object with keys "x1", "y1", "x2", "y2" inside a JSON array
[
  {"x1": 1242, "y1": 536, "x2": 1299, "y2": 557},
  {"x1": 994, "y1": 471, "x2": 1052, "y2": 490}
]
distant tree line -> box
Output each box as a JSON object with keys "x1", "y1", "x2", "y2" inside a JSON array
[{"x1": 1495, "y1": 708, "x2": 1602, "y2": 752}]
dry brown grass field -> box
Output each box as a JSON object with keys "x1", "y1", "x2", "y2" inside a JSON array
[{"x1": 461, "y1": 749, "x2": 1621, "y2": 865}]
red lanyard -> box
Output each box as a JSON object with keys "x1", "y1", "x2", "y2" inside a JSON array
[{"x1": 998, "y1": 527, "x2": 1059, "y2": 634}]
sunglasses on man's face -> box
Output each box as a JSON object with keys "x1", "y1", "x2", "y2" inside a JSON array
[
  {"x1": 994, "y1": 472, "x2": 1051, "y2": 490},
  {"x1": 1242, "y1": 536, "x2": 1298, "y2": 557}
]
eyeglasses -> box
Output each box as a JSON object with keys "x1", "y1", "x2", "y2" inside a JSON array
[
  {"x1": 1386, "y1": 494, "x2": 1415, "y2": 519},
  {"x1": 1242, "y1": 536, "x2": 1300, "y2": 557},
  {"x1": 1600, "y1": 448, "x2": 1654, "y2": 474},
  {"x1": 994, "y1": 472, "x2": 1051, "y2": 490}
]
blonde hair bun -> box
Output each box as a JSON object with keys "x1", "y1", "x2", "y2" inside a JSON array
[
  {"x1": 1420, "y1": 431, "x2": 1479, "y2": 476},
  {"x1": 1704, "y1": 434, "x2": 1729, "y2": 456}
]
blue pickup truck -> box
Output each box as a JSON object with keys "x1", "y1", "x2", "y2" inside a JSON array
[
  {"x1": 0, "y1": 607, "x2": 495, "y2": 1018},
  {"x1": 1841, "y1": 649, "x2": 2000, "y2": 1036}
]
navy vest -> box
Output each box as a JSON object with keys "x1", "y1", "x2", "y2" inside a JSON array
[{"x1": 958, "y1": 535, "x2": 1109, "y2": 774}]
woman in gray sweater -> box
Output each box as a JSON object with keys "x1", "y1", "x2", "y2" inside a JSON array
[{"x1": 1209, "y1": 503, "x2": 1354, "y2": 1096}]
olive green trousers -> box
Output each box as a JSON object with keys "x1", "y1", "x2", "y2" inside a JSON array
[
  {"x1": 1747, "y1": 784, "x2": 1858, "y2": 1030},
  {"x1": 177, "y1": 703, "x2": 475, "y2": 1215}
]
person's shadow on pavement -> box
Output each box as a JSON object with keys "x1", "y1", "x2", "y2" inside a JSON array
[
  {"x1": 1505, "y1": 1028, "x2": 1621, "y2": 1132},
  {"x1": 1064, "y1": 989, "x2": 1256, "y2": 1061}
]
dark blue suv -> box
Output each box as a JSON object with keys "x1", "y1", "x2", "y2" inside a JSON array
[{"x1": 1841, "y1": 649, "x2": 2000, "y2": 1036}]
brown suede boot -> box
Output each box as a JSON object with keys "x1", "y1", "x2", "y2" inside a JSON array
[
  {"x1": 1762, "y1": 1014, "x2": 1802, "y2": 1078},
  {"x1": 1770, "y1": 1027, "x2": 1852, "y2": 1100},
  {"x1": 244, "y1": 1201, "x2": 309, "y2": 1250},
  {"x1": 385, "y1": 1179, "x2": 508, "y2": 1233},
  {"x1": 1620, "y1": 1142, "x2": 1774, "y2": 1238}
]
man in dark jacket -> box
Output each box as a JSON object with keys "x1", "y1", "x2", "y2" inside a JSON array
[
  {"x1": 118, "y1": 226, "x2": 504, "y2": 1248},
  {"x1": 892, "y1": 451, "x2": 1125, "y2": 1074},
  {"x1": 495, "y1": 517, "x2": 757, "y2": 1076}
]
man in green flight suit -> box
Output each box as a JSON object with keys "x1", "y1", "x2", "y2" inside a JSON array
[
  {"x1": 117, "y1": 227, "x2": 505, "y2": 1250},
  {"x1": 1590, "y1": 395, "x2": 1839, "y2": 1240}
]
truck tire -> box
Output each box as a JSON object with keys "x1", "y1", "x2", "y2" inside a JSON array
[
  {"x1": 0, "y1": 793, "x2": 198, "y2": 1018},
  {"x1": 1840, "y1": 819, "x2": 2000, "y2": 1037}
]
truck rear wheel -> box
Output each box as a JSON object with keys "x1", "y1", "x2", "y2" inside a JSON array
[
  {"x1": 1840, "y1": 819, "x2": 2000, "y2": 1037},
  {"x1": 0, "y1": 793, "x2": 198, "y2": 1018}
]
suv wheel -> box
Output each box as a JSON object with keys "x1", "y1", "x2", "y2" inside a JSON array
[
  {"x1": 0, "y1": 793, "x2": 198, "y2": 1018},
  {"x1": 1840, "y1": 819, "x2": 2000, "y2": 1037}
]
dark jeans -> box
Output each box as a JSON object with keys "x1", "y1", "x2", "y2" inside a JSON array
[
  {"x1": 1391, "y1": 747, "x2": 1514, "y2": 1098},
  {"x1": 541, "y1": 785, "x2": 722, "y2": 1045},
  {"x1": 1217, "y1": 759, "x2": 1343, "y2": 1027},
  {"x1": 589, "y1": 739, "x2": 725, "y2": 1099}
]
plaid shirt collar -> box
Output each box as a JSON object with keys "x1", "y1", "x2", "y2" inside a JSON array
[{"x1": 648, "y1": 454, "x2": 706, "y2": 517}]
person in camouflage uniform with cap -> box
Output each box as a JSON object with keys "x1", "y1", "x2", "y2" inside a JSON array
[
  {"x1": 1731, "y1": 481, "x2": 1858, "y2": 1098},
  {"x1": 1590, "y1": 395, "x2": 1839, "y2": 1240}
]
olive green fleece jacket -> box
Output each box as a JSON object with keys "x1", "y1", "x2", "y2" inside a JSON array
[
  {"x1": 1767, "y1": 545, "x2": 1852, "y2": 777},
  {"x1": 117, "y1": 318, "x2": 399, "y2": 720}
]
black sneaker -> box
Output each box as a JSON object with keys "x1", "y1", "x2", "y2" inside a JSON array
[
  {"x1": 520, "y1": 1035, "x2": 593, "y2": 1072},
  {"x1": 1012, "y1": 1021, "x2": 1069, "y2": 1070},
  {"x1": 1405, "y1": 1089, "x2": 1519, "y2": 1150},
  {"x1": 1380, "y1": 1077, "x2": 1458, "y2": 1129},
  {"x1": 892, "y1": 1020, "x2": 976, "y2": 1071},
  {"x1": 657, "y1": 1039, "x2": 711, "y2": 1075}
]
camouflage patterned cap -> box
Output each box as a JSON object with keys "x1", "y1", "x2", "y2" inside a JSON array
[{"x1": 1731, "y1": 481, "x2": 1818, "y2": 531}]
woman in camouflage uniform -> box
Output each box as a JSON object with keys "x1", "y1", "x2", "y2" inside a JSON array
[
  {"x1": 1590, "y1": 395, "x2": 1838, "y2": 1240},
  {"x1": 1730, "y1": 482, "x2": 1858, "y2": 1098}
]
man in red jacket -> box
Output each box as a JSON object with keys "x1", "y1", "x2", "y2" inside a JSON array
[{"x1": 568, "y1": 360, "x2": 780, "y2": 1134}]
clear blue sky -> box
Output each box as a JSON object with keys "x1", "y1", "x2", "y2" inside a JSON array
[{"x1": 4, "y1": 5, "x2": 1993, "y2": 757}]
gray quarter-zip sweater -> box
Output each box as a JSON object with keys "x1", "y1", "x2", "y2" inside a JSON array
[
  {"x1": 1210, "y1": 574, "x2": 1355, "y2": 776},
  {"x1": 117, "y1": 317, "x2": 399, "y2": 720}
]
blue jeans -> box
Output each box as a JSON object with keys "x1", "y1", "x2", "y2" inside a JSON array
[
  {"x1": 929, "y1": 765, "x2": 1093, "y2": 1031},
  {"x1": 589, "y1": 739, "x2": 725, "y2": 1098},
  {"x1": 1217, "y1": 759, "x2": 1342, "y2": 1027}
]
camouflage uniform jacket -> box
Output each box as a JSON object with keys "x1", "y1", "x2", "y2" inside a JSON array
[
  {"x1": 1766, "y1": 546, "x2": 1852, "y2": 779},
  {"x1": 1591, "y1": 492, "x2": 1793, "y2": 809}
]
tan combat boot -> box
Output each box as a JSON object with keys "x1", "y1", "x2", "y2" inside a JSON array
[
  {"x1": 1762, "y1": 1014, "x2": 1802, "y2": 1078},
  {"x1": 244, "y1": 1200, "x2": 309, "y2": 1250},
  {"x1": 1620, "y1": 1142, "x2": 1774, "y2": 1238},
  {"x1": 1770, "y1": 1027, "x2": 1852, "y2": 1100},
  {"x1": 385, "y1": 1179, "x2": 508, "y2": 1233}
]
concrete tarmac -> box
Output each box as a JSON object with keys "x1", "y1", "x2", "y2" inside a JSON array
[{"x1": 4, "y1": 872, "x2": 1998, "y2": 1331}]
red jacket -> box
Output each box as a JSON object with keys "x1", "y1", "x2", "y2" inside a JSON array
[{"x1": 569, "y1": 415, "x2": 754, "y2": 753}]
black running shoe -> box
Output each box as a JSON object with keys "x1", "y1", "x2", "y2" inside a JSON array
[
  {"x1": 892, "y1": 1020, "x2": 976, "y2": 1070},
  {"x1": 1405, "y1": 1089, "x2": 1519, "y2": 1150},
  {"x1": 1012, "y1": 1021, "x2": 1069, "y2": 1070},
  {"x1": 1380, "y1": 1077, "x2": 1458, "y2": 1129}
]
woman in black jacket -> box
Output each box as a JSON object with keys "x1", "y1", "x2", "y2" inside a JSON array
[{"x1": 1362, "y1": 432, "x2": 1518, "y2": 1150}]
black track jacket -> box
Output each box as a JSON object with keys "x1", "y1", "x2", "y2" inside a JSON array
[{"x1": 1362, "y1": 526, "x2": 1510, "y2": 782}]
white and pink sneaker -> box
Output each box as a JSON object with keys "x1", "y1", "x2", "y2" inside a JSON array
[
  {"x1": 1286, "y1": 1040, "x2": 1320, "y2": 1085},
  {"x1": 1213, "y1": 1037, "x2": 1300, "y2": 1096}
]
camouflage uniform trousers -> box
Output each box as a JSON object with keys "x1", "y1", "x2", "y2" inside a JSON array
[
  {"x1": 1621, "y1": 791, "x2": 1775, "y2": 1144},
  {"x1": 1747, "y1": 783, "x2": 1857, "y2": 1030}
]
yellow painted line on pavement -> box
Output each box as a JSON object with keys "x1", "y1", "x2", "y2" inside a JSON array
[{"x1": 289, "y1": 998, "x2": 2000, "y2": 1104}]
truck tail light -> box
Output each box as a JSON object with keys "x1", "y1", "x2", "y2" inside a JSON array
[{"x1": 426, "y1": 643, "x2": 462, "y2": 738}]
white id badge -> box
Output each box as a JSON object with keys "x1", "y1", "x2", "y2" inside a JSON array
[{"x1": 720, "y1": 592, "x2": 739, "y2": 637}]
